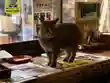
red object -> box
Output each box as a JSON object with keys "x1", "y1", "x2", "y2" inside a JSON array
[
  {"x1": 47, "y1": 12, "x2": 51, "y2": 20},
  {"x1": 47, "y1": 21, "x2": 53, "y2": 26},
  {"x1": 7, "y1": 55, "x2": 32, "y2": 64}
]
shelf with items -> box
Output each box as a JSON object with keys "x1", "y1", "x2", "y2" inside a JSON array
[{"x1": 75, "y1": 1, "x2": 100, "y2": 44}]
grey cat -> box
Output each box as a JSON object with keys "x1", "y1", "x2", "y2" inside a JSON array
[{"x1": 38, "y1": 17, "x2": 82, "y2": 68}]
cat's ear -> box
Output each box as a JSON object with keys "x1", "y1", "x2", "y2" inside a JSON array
[{"x1": 53, "y1": 18, "x2": 59, "y2": 24}]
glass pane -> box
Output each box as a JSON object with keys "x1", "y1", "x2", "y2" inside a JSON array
[
  {"x1": 33, "y1": 0, "x2": 60, "y2": 36},
  {"x1": 21, "y1": 0, "x2": 33, "y2": 41},
  {"x1": 0, "y1": 0, "x2": 34, "y2": 45},
  {"x1": 0, "y1": 0, "x2": 22, "y2": 44}
]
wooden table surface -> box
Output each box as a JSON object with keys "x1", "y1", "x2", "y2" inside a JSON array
[{"x1": 0, "y1": 51, "x2": 110, "y2": 83}]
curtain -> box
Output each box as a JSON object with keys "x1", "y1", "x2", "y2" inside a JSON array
[{"x1": 99, "y1": 0, "x2": 110, "y2": 33}]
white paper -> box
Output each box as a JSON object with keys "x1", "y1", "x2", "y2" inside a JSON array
[
  {"x1": 10, "y1": 63, "x2": 45, "y2": 77},
  {"x1": 11, "y1": 70, "x2": 32, "y2": 79},
  {"x1": 10, "y1": 62, "x2": 38, "y2": 70},
  {"x1": 10, "y1": 62, "x2": 61, "y2": 78},
  {"x1": 11, "y1": 70, "x2": 37, "y2": 82},
  {"x1": 0, "y1": 50, "x2": 13, "y2": 59}
]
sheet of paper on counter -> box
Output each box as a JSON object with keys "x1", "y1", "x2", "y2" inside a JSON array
[
  {"x1": 10, "y1": 62, "x2": 61, "y2": 77},
  {"x1": 0, "y1": 50, "x2": 13, "y2": 59}
]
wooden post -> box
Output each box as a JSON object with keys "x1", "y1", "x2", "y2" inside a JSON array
[{"x1": 60, "y1": 0, "x2": 63, "y2": 24}]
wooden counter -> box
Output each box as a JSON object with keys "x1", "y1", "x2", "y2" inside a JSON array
[
  {"x1": 0, "y1": 34, "x2": 44, "y2": 56},
  {"x1": 1, "y1": 52, "x2": 110, "y2": 83}
]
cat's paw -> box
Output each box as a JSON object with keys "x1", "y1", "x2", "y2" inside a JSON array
[
  {"x1": 63, "y1": 57, "x2": 74, "y2": 63},
  {"x1": 68, "y1": 59, "x2": 74, "y2": 63},
  {"x1": 63, "y1": 57, "x2": 69, "y2": 62},
  {"x1": 48, "y1": 62, "x2": 51, "y2": 66},
  {"x1": 49, "y1": 63, "x2": 57, "y2": 68}
]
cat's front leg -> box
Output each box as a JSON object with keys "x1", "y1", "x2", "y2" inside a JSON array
[
  {"x1": 63, "y1": 48, "x2": 71, "y2": 62},
  {"x1": 49, "y1": 48, "x2": 60, "y2": 68},
  {"x1": 63, "y1": 47, "x2": 77, "y2": 63},
  {"x1": 46, "y1": 52, "x2": 52, "y2": 66}
]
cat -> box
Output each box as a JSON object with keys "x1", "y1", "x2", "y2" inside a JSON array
[{"x1": 38, "y1": 17, "x2": 82, "y2": 68}]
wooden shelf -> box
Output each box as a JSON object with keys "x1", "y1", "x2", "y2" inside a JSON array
[
  {"x1": 76, "y1": 17, "x2": 98, "y2": 23},
  {"x1": 76, "y1": 0, "x2": 98, "y2": 3}
]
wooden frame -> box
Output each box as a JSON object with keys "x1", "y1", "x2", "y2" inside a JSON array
[{"x1": 75, "y1": 1, "x2": 100, "y2": 23}]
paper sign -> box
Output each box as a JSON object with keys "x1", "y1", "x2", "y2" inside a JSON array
[{"x1": 5, "y1": 0, "x2": 20, "y2": 14}]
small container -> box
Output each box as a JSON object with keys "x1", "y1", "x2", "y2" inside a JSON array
[{"x1": 7, "y1": 55, "x2": 32, "y2": 64}]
